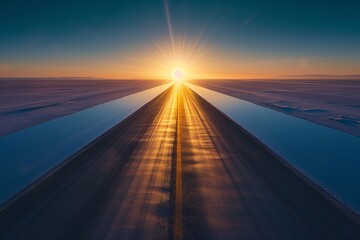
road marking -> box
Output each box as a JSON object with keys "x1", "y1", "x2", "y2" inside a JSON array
[{"x1": 174, "y1": 84, "x2": 183, "y2": 240}]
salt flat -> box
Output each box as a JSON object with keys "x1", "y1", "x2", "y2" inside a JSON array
[
  {"x1": 2, "y1": 85, "x2": 360, "y2": 239},
  {"x1": 193, "y1": 79, "x2": 360, "y2": 136},
  {"x1": 0, "y1": 78, "x2": 165, "y2": 136}
]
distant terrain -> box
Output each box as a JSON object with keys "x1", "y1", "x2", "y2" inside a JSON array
[
  {"x1": 0, "y1": 78, "x2": 165, "y2": 136},
  {"x1": 2, "y1": 85, "x2": 360, "y2": 239},
  {"x1": 193, "y1": 79, "x2": 360, "y2": 136}
]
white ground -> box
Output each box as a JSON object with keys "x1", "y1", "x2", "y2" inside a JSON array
[
  {"x1": 194, "y1": 79, "x2": 360, "y2": 136},
  {"x1": 0, "y1": 78, "x2": 164, "y2": 136}
]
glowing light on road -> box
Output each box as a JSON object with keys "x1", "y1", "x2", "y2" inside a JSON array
[{"x1": 171, "y1": 67, "x2": 185, "y2": 82}]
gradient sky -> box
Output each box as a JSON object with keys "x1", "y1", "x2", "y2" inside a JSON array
[{"x1": 0, "y1": 0, "x2": 359, "y2": 79}]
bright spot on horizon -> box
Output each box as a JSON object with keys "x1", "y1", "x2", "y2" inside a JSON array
[{"x1": 171, "y1": 67, "x2": 185, "y2": 82}]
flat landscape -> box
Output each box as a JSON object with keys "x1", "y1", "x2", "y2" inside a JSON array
[
  {"x1": 1, "y1": 84, "x2": 360, "y2": 240},
  {"x1": 0, "y1": 78, "x2": 164, "y2": 136},
  {"x1": 193, "y1": 79, "x2": 360, "y2": 136},
  {"x1": 2, "y1": 0, "x2": 360, "y2": 239}
]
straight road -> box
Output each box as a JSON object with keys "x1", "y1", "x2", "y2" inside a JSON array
[{"x1": 1, "y1": 84, "x2": 360, "y2": 239}]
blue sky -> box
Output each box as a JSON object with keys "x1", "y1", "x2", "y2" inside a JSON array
[{"x1": 1, "y1": 0, "x2": 359, "y2": 78}]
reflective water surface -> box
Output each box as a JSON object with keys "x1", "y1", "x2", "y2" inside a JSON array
[
  {"x1": 0, "y1": 83, "x2": 172, "y2": 204},
  {"x1": 187, "y1": 83, "x2": 360, "y2": 213}
]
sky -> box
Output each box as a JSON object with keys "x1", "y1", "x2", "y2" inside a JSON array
[{"x1": 0, "y1": 0, "x2": 359, "y2": 79}]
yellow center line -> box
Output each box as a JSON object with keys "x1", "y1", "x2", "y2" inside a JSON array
[{"x1": 174, "y1": 84, "x2": 183, "y2": 240}]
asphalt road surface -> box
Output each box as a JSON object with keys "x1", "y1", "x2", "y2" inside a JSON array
[{"x1": 1, "y1": 84, "x2": 360, "y2": 239}]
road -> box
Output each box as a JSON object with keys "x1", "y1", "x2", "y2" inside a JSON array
[{"x1": 1, "y1": 84, "x2": 360, "y2": 239}]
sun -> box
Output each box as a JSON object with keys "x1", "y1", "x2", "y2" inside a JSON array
[{"x1": 171, "y1": 67, "x2": 185, "y2": 82}]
